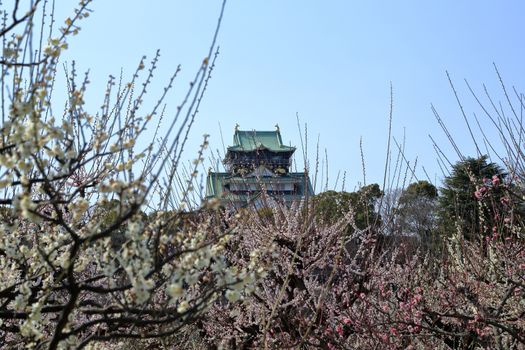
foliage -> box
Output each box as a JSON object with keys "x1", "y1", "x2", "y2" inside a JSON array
[
  {"x1": 439, "y1": 155, "x2": 505, "y2": 240},
  {"x1": 397, "y1": 180, "x2": 438, "y2": 242},
  {"x1": 313, "y1": 183, "x2": 383, "y2": 233},
  {"x1": 400, "y1": 180, "x2": 438, "y2": 201}
]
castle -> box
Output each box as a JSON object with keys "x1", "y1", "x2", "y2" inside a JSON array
[{"x1": 205, "y1": 125, "x2": 313, "y2": 209}]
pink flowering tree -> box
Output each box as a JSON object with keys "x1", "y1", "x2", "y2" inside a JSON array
[
  {"x1": 197, "y1": 174, "x2": 524, "y2": 349},
  {"x1": 197, "y1": 188, "x2": 379, "y2": 348},
  {"x1": 197, "y1": 71, "x2": 525, "y2": 349}
]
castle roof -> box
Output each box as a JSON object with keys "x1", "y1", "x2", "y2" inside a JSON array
[{"x1": 227, "y1": 130, "x2": 295, "y2": 153}]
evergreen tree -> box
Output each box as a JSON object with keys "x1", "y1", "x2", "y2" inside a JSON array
[
  {"x1": 439, "y1": 155, "x2": 504, "y2": 240},
  {"x1": 314, "y1": 183, "x2": 383, "y2": 233}
]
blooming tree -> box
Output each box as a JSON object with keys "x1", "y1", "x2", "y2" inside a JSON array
[
  {"x1": 2, "y1": 2, "x2": 523, "y2": 350},
  {"x1": 198, "y1": 177, "x2": 524, "y2": 349},
  {"x1": 197, "y1": 75, "x2": 525, "y2": 348},
  {"x1": 0, "y1": 1, "x2": 264, "y2": 349}
]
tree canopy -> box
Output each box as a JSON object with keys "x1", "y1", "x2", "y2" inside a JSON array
[
  {"x1": 313, "y1": 183, "x2": 383, "y2": 232},
  {"x1": 439, "y1": 155, "x2": 504, "y2": 239},
  {"x1": 398, "y1": 180, "x2": 438, "y2": 239}
]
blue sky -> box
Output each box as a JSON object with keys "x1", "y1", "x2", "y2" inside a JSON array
[{"x1": 51, "y1": 0, "x2": 525, "y2": 192}]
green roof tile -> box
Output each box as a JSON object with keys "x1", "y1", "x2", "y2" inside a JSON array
[{"x1": 227, "y1": 130, "x2": 295, "y2": 153}]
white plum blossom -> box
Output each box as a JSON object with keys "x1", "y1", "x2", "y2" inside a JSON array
[{"x1": 0, "y1": 1, "x2": 264, "y2": 348}]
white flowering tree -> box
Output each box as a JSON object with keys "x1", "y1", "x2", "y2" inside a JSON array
[{"x1": 0, "y1": 1, "x2": 263, "y2": 349}]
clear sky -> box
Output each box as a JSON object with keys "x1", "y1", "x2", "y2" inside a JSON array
[{"x1": 47, "y1": 1, "x2": 525, "y2": 192}]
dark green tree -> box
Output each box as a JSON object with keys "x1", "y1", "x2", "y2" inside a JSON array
[
  {"x1": 314, "y1": 183, "x2": 383, "y2": 232},
  {"x1": 439, "y1": 155, "x2": 504, "y2": 240}
]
